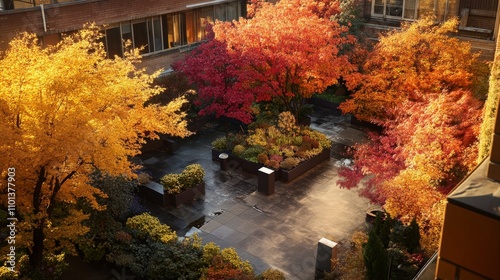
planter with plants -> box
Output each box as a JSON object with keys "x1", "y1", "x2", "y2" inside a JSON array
[
  {"x1": 211, "y1": 112, "x2": 331, "y2": 182},
  {"x1": 159, "y1": 164, "x2": 206, "y2": 208},
  {"x1": 278, "y1": 147, "x2": 330, "y2": 183}
]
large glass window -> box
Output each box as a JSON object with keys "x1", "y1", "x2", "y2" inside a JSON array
[
  {"x1": 373, "y1": 0, "x2": 404, "y2": 18},
  {"x1": 103, "y1": 1, "x2": 239, "y2": 56},
  {"x1": 372, "y1": 0, "x2": 454, "y2": 21},
  {"x1": 133, "y1": 20, "x2": 149, "y2": 54},
  {"x1": 148, "y1": 16, "x2": 163, "y2": 52},
  {"x1": 165, "y1": 14, "x2": 184, "y2": 48},
  {"x1": 215, "y1": 2, "x2": 240, "y2": 21},
  {"x1": 199, "y1": 7, "x2": 214, "y2": 40},
  {"x1": 105, "y1": 27, "x2": 122, "y2": 58},
  {"x1": 185, "y1": 11, "x2": 196, "y2": 44}
]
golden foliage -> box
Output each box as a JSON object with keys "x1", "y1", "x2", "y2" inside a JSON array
[
  {"x1": 478, "y1": 54, "x2": 500, "y2": 162},
  {"x1": 0, "y1": 24, "x2": 189, "y2": 258},
  {"x1": 382, "y1": 170, "x2": 446, "y2": 252}
]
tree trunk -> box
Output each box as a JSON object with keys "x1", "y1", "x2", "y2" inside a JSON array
[
  {"x1": 29, "y1": 166, "x2": 46, "y2": 268},
  {"x1": 30, "y1": 222, "x2": 45, "y2": 268}
]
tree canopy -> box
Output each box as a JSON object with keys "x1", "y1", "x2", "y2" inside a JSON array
[
  {"x1": 0, "y1": 24, "x2": 190, "y2": 268},
  {"x1": 175, "y1": 0, "x2": 356, "y2": 123},
  {"x1": 340, "y1": 17, "x2": 478, "y2": 125},
  {"x1": 338, "y1": 17, "x2": 483, "y2": 252}
]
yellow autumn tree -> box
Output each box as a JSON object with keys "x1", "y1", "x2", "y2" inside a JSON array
[
  {"x1": 0, "y1": 24, "x2": 190, "y2": 269},
  {"x1": 478, "y1": 52, "x2": 500, "y2": 162}
]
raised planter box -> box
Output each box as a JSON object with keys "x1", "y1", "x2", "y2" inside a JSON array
[
  {"x1": 164, "y1": 182, "x2": 205, "y2": 208},
  {"x1": 211, "y1": 149, "x2": 281, "y2": 180},
  {"x1": 211, "y1": 149, "x2": 263, "y2": 174},
  {"x1": 227, "y1": 153, "x2": 264, "y2": 174},
  {"x1": 139, "y1": 181, "x2": 205, "y2": 208},
  {"x1": 279, "y1": 148, "x2": 331, "y2": 183}
]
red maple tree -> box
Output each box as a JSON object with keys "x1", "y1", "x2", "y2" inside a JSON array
[
  {"x1": 173, "y1": 28, "x2": 254, "y2": 124},
  {"x1": 214, "y1": 0, "x2": 355, "y2": 121}
]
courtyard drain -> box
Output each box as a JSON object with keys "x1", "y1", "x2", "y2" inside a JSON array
[{"x1": 207, "y1": 209, "x2": 226, "y2": 216}]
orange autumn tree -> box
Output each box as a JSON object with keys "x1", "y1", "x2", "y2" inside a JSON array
[
  {"x1": 213, "y1": 0, "x2": 355, "y2": 122},
  {"x1": 0, "y1": 25, "x2": 190, "y2": 269},
  {"x1": 338, "y1": 17, "x2": 483, "y2": 252},
  {"x1": 341, "y1": 16, "x2": 478, "y2": 125}
]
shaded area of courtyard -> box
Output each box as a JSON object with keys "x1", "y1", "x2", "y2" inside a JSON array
[{"x1": 135, "y1": 108, "x2": 374, "y2": 279}]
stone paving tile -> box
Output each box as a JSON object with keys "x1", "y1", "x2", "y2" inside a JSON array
[
  {"x1": 200, "y1": 219, "x2": 223, "y2": 233},
  {"x1": 227, "y1": 202, "x2": 251, "y2": 215}
]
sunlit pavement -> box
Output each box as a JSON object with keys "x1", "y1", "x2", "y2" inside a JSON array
[{"x1": 137, "y1": 108, "x2": 374, "y2": 279}]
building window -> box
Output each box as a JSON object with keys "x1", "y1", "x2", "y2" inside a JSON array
[
  {"x1": 185, "y1": 11, "x2": 196, "y2": 44},
  {"x1": 373, "y1": 0, "x2": 405, "y2": 18},
  {"x1": 372, "y1": 0, "x2": 453, "y2": 21},
  {"x1": 199, "y1": 7, "x2": 214, "y2": 40},
  {"x1": 215, "y1": 2, "x2": 240, "y2": 21},
  {"x1": 133, "y1": 20, "x2": 149, "y2": 54},
  {"x1": 165, "y1": 13, "x2": 184, "y2": 48},
  {"x1": 148, "y1": 16, "x2": 163, "y2": 52},
  {"x1": 105, "y1": 27, "x2": 122, "y2": 58},
  {"x1": 102, "y1": 1, "x2": 240, "y2": 57}
]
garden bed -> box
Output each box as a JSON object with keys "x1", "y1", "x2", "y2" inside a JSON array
[
  {"x1": 212, "y1": 148, "x2": 331, "y2": 183},
  {"x1": 279, "y1": 148, "x2": 330, "y2": 183},
  {"x1": 139, "y1": 181, "x2": 205, "y2": 208},
  {"x1": 212, "y1": 149, "x2": 280, "y2": 180}
]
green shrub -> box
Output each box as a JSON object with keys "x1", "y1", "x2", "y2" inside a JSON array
[
  {"x1": 179, "y1": 164, "x2": 205, "y2": 187},
  {"x1": 211, "y1": 136, "x2": 228, "y2": 151},
  {"x1": 405, "y1": 218, "x2": 421, "y2": 253},
  {"x1": 292, "y1": 136, "x2": 303, "y2": 146},
  {"x1": 125, "y1": 213, "x2": 177, "y2": 243},
  {"x1": 363, "y1": 230, "x2": 389, "y2": 280},
  {"x1": 109, "y1": 236, "x2": 204, "y2": 280},
  {"x1": 161, "y1": 164, "x2": 205, "y2": 194},
  {"x1": 241, "y1": 145, "x2": 265, "y2": 162},
  {"x1": 160, "y1": 173, "x2": 182, "y2": 194}
]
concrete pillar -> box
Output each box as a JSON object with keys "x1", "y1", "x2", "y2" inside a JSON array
[
  {"x1": 258, "y1": 167, "x2": 275, "y2": 195},
  {"x1": 315, "y1": 237, "x2": 338, "y2": 273}
]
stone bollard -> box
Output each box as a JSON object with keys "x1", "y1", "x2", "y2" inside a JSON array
[
  {"x1": 315, "y1": 237, "x2": 338, "y2": 274},
  {"x1": 258, "y1": 167, "x2": 275, "y2": 195},
  {"x1": 219, "y1": 153, "x2": 229, "y2": 171}
]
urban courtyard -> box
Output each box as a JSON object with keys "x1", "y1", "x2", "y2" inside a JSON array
[{"x1": 132, "y1": 107, "x2": 372, "y2": 279}]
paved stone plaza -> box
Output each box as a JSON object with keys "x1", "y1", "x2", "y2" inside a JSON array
[{"x1": 137, "y1": 108, "x2": 374, "y2": 279}]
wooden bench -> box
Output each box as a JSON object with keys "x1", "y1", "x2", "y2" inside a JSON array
[{"x1": 459, "y1": 8, "x2": 495, "y2": 39}]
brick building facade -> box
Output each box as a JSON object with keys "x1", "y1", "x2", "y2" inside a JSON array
[{"x1": 0, "y1": 0, "x2": 244, "y2": 73}]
